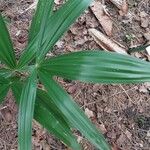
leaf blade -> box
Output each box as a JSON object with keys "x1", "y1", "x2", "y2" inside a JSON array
[
  {"x1": 0, "y1": 84, "x2": 9, "y2": 104},
  {"x1": 0, "y1": 68, "x2": 12, "y2": 78},
  {"x1": 18, "y1": 70, "x2": 37, "y2": 150},
  {"x1": 18, "y1": 0, "x2": 54, "y2": 68},
  {"x1": 38, "y1": 0, "x2": 91, "y2": 61},
  {"x1": 28, "y1": 0, "x2": 54, "y2": 43},
  {"x1": 0, "y1": 13, "x2": 16, "y2": 68},
  {"x1": 18, "y1": 0, "x2": 91, "y2": 67},
  {"x1": 36, "y1": 91, "x2": 81, "y2": 150},
  {"x1": 11, "y1": 82, "x2": 81, "y2": 150},
  {"x1": 39, "y1": 71, "x2": 111, "y2": 150},
  {"x1": 0, "y1": 75, "x2": 9, "y2": 84},
  {"x1": 41, "y1": 51, "x2": 150, "y2": 83}
]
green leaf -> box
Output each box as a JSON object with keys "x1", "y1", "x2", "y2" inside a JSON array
[
  {"x1": 18, "y1": 0, "x2": 54, "y2": 68},
  {"x1": 128, "y1": 44, "x2": 150, "y2": 53},
  {"x1": 36, "y1": 90, "x2": 72, "y2": 130},
  {"x1": 11, "y1": 82, "x2": 81, "y2": 150},
  {"x1": 0, "y1": 13, "x2": 16, "y2": 68},
  {"x1": 37, "y1": 0, "x2": 92, "y2": 61},
  {"x1": 0, "y1": 74, "x2": 9, "y2": 84},
  {"x1": 0, "y1": 68, "x2": 13, "y2": 78},
  {"x1": 28, "y1": 0, "x2": 54, "y2": 43},
  {"x1": 0, "y1": 72, "x2": 10, "y2": 104},
  {"x1": 36, "y1": 91, "x2": 81, "y2": 150},
  {"x1": 0, "y1": 84, "x2": 9, "y2": 104},
  {"x1": 39, "y1": 70, "x2": 111, "y2": 150},
  {"x1": 18, "y1": 70, "x2": 37, "y2": 150},
  {"x1": 17, "y1": 38, "x2": 39, "y2": 68},
  {"x1": 18, "y1": 0, "x2": 91, "y2": 67},
  {"x1": 41, "y1": 51, "x2": 150, "y2": 83}
]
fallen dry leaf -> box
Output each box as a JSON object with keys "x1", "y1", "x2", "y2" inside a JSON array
[
  {"x1": 54, "y1": 0, "x2": 61, "y2": 5},
  {"x1": 89, "y1": 28, "x2": 128, "y2": 54},
  {"x1": 144, "y1": 30, "x2": 150, "y2": 41},
  {"x1": 143, "y1": 30, "x2": 150, "y2": 57},
  {"x1": 91, "y1": 1, "x2": 113, "y2": 36},
  {"x1": 99, "y1": 124, "x2": 107, "y2": 134},
  {"x1": 144, "y1": 82, "x2": 150, "y2": 90},
  {"x1": 139, "y1": 85, "x2": 148, "y2": 93},
  {"x1": 146, "y1": 45, "x2": 150, "y2": 56},
  {"x1": 68, "y1": 85, "x2": 77, "y2": 94},
  {"x1": 147, "y1": 130, "x2": 150, "y2": 137},
  {"x1": 125, "y1": 129, "x2": 132, "y2": 140},
  {"x1": 111, "y1": 143, "x2": 121, "y2": 150},
  {"x1": 140, "y1": 11, "x2": 149, "y2": 28},
  {"x1": 85, "y1": 108, "x2": 94, "y2": 118},
  {"x1": 24, "y1": 0, "x2": 38, "y2": 12},
  {"x1": 77, "y1": 136, "x2": 83, "y2": 143},
  {"x1": 5, "y1": 111, "x2": 13, "y2": 122},
  {"x1": 109, "y1": 0, "x2": 128, "y2": 15},
  {"x1": 116, "y1": 133, "x2": 126, "y2": 148}
]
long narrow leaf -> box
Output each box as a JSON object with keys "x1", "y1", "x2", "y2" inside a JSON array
[
  {"x1": 41, "y1": 51, "x2": 150, "y2": 83},
  {"x1": 18, "y1": 0, "x2": 91, "y2": 67},
  {"x1": 36, "y1": 91, "x2": 81, "y2": 150},
  {"x1": 0, "y1": 84, "x2": 9, "y2": 104},
  {"x1": 37, "y1": 90, "x2": 71, "y2": 129},
  {"x1": 17, "y1": 38, "x2": 38, "y2": 68},
  {"x1": 28, "y1": 0, "x2": 54, "y2": 43},
  {"x1": 39, "y1": 70, "x2": 111, "y2": 150},
  {"x1": 0, "y1": 72, "x2": 10, "y2": 104},
  {"x1": 0, "y1": 68, "x2": 12, "y2": 78},
  {"x1": 37, "y1": 0, "x2": 92, "y2": 61},
  {"x1": 11, "y1": 82, "x2": 81, "y2": 150},
  {"x1": 18, "y1": 70, "x2": 37, "y2": 150},
  {"x1": 0, "y1": 13, "x2": 16, "y2": 68},
  {"x1": 0, "y1": 75, "x2": 9, "y2": 84},
  {"x1": 18, "y1": 0, "x2": 54, "y2": 68}
]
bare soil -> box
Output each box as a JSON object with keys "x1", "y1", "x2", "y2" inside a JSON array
[{"x1": 0, "y1": 0, "x2": 150, "y2": 150}]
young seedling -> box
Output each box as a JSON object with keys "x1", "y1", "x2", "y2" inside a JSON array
[{"x1": 1, "y1": 0, "x2": 150, "y2": 150}]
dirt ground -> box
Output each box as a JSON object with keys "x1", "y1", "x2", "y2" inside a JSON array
[{"x1": 0, "y1": 0, "x2": 150, "y2": 150}]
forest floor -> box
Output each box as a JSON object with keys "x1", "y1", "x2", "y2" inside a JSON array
[{"x1": 0, "y1": 0, "x2": 150, "y2": 150}]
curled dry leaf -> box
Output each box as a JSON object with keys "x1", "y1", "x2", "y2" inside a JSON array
[
  {"x1": 89, "y1": 28, "x2": 128, "y2": 54},
  {"x1": 91, "y1": 1, "x2": 113, "y2": 36},
  {"x1": 109, "y1": 0, "x2": 128, "y2": 15}
]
